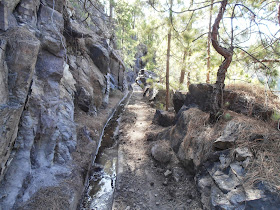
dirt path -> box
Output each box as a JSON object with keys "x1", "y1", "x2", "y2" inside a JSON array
[{"x1": 112, "y1": 85, "x2": 202, "y2": 210}]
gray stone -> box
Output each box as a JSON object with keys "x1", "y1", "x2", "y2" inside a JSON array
[
  {"x1": 6, "y1": 27, "x2": 40, "y2": 103},
  {"x1": 164, "y1": 170, "x2": 172, "y2": 177},
  {"x1": 0, "y1": 2, "x2": 8, "y2": 31},
  {"x1": 86, "y1": 40, "x2": 109, "y2": 74},
  {"x1": 37, "y1": 5, "x2": 65, "y2": 56},
  {"x1": 76, "y1": 87, "x2": 92, "y2": 112},
  {"x1": 230, "y1": 162, "x2": 245, "y2": 178},
  {"x1": 211, "y1": 185, "x2": 235, "y2": 210},
  {"x1": 2, "y1": 0, "x2": 21, "y2": 12},
  {"x1": 151, "y1": 141, "x2": 173, "y2": 163},
  {"x1": 213, "y1": 121, "x2": 242, "y2": 150},
  {"x1": 153, "y1": 109, "x2": 175, "y2": 127},
  {"x1": 228, "y1": 189, "x2": 246, "y2": 205},
  {"x1": 233, "y1": 147, "x2": 253, "y2": 162},
  {"x1": 110, "y1": 51, "x2": 126, "y2": 89},
  {"x1": 14, "y1": 0, "x2": 40, "y2": 26},
  {"x1": 173, "y1": 91, "x2": 187, "y2": 113},
  {"x1": 45, "y1": 0, "x2": 65, "y2": 13},
  {"x1": 0, "y1": 27, "x2": 39, "y2": 185},
  {"x1": 172, "y1": 167, "x2": 186, "y2": 182},
  {"x1": 0, "y1": 40, "x2": 8, "y2": 104},
  {"x1": 212, "y1": 170, "x2": 240, "y2": 193}
]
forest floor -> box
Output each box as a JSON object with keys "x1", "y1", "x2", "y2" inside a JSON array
[{"x1": 112, "y1": 84, "x2": 202, "y2": 210}]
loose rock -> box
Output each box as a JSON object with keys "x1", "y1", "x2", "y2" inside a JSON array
[{"x1": 151, "y1": 141, "x2": 173, "y2": 163}]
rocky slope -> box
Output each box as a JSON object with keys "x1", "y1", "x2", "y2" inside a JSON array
[
  {"x1": 0, "y1": 0, "x2": 128, "y2": 209},
  {"x1": 154, "y1": 84, "x2": 280, "y2": 209}
]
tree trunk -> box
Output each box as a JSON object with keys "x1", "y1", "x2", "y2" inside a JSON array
[
  {"x1": 179, "y1": 49, "x2": 187, "y2": 85},
  {"x1": 206, "y1": 0, "x2": 213, "y2": 83},
  {"x1": 211, "y1": 0, "x2": 233, "y2": 117},
  {"x1": 187, "y1": 71, "x2": 190, "y2": 88},
  {"x1": 278, "y1": 4, "x2": 280, "y2": 25},
  {"x1": 166, "y1": 0, "x2": 173, "y2": 111},
  {"x1": 166, "y1": 30, "x2": 171, "y2": 111},
  {"x1": 109, "y1": 0, "x2": 113, "y2": 24}
]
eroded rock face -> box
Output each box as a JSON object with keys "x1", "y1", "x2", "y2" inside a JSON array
[
  {"x1": 0, "y1": 27, "x2": 40, "y2": 186},
  {"x1": 0, "y1": 0, "x2": 127, "y2": 209}
]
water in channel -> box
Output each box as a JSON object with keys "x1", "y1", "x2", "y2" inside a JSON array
[{"x1": 80, "y1": 95, "x2": 129, "y2": 210}]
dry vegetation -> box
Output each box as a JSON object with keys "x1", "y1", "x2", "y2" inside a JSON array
[
  {"x1": 226, "y1": 83, "x2": 280, "y2": 111},
  {"x1": 18, "y1": 186, "x2": 71, "y2": 210},
  {"x1": 230, "y1": 115, "x2": 280, "y2": 190},
  {"x1": 224, "y1": 83, "x2": 280, "y2": 190}
]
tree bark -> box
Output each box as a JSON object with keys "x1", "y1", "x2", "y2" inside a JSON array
[
  {"x1": 166, "y1": 30, "x2": 171, "y2": 111},
  {"x1": 278, "y1": 4, "x2": 280, "y2": 25},
  {"x1": 179, "y1": 49, "x2": 187, "y2": 85},
  {"x1": 166, "y1": 0, "x2": 173, "y2": 111},
  {"x1": 109, "y1": 0, "x2": 114, "y2": 24},
  {"x1": 211, "y1": 0, "x2": 233, "y2": 116},
  {"x1": 206, "y1": 0, "x2": 214, "y2": 83},
  {"x1": 187, "y1": 71, "x2": 190, "y2": 88}
]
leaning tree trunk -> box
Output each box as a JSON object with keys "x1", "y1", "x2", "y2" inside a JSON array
[{"x1": 211, "y1": 0, "x2": 233, "y2": 117}]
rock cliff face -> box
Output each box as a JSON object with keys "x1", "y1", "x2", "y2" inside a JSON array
[{"x1": 0, "y1": 0, "x2": 126, "y2": 209}]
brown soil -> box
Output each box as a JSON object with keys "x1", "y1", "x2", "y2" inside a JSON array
[{"x1": 112, "y1": 85, "x2": 202, "y2": 210}]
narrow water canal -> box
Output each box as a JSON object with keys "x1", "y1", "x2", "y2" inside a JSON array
[{"x1": 80, "y1": 93, "x2": 130, "y2": 210}]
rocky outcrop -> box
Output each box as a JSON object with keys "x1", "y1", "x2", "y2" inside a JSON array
[
  {"x1": 0, "y1": 0, "x2": 127, "y2": 209},
  {"x1": 134, "y1": 43, "x2": 147, "y2": 75},
  {"x1": 174, "y1": 83, "x2": 274, "y2": 121},
  {"x1": 0, "y1": 27, "x2": 40, "y2": 186},
  {"x1": 173, "y1": 91, "x2": 187, "y2": 113},
  {"x1": 153, "y1": 109, "x2": 175, "y2": 127},
  {"x1": 155, "y1": 105, "x2": 280, "y2": 209}
]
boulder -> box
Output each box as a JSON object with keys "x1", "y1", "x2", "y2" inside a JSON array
[
  {"x1": 151, "y1": 141, "x2": 173, "y2": 163},
  {"x1": 173, "y1": 91, "x2": 187, "y2": 113},
  {"x1": 213, "y1": 121, "x2": 242, "y2": 150},
  {"x1": 153, "y1": 110, "x2": 175, "y2": 127},
  {"x1": 184, "y1": 83, "x2": 214, "y2": 112},
  {"x1": 174, "y1": 104, "x2": 197, "y2": 124},
  {"x1": 183, "y1": 83, "x2": 274, "y2": 121}
]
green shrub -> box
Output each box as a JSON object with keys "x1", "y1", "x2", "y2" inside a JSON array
[
  {"x1": 271, "y1": 111, "x2": 280, "y2": 121},
  {"x1": 223, "y1": 113, "x2": 232, "y2": 121}
]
